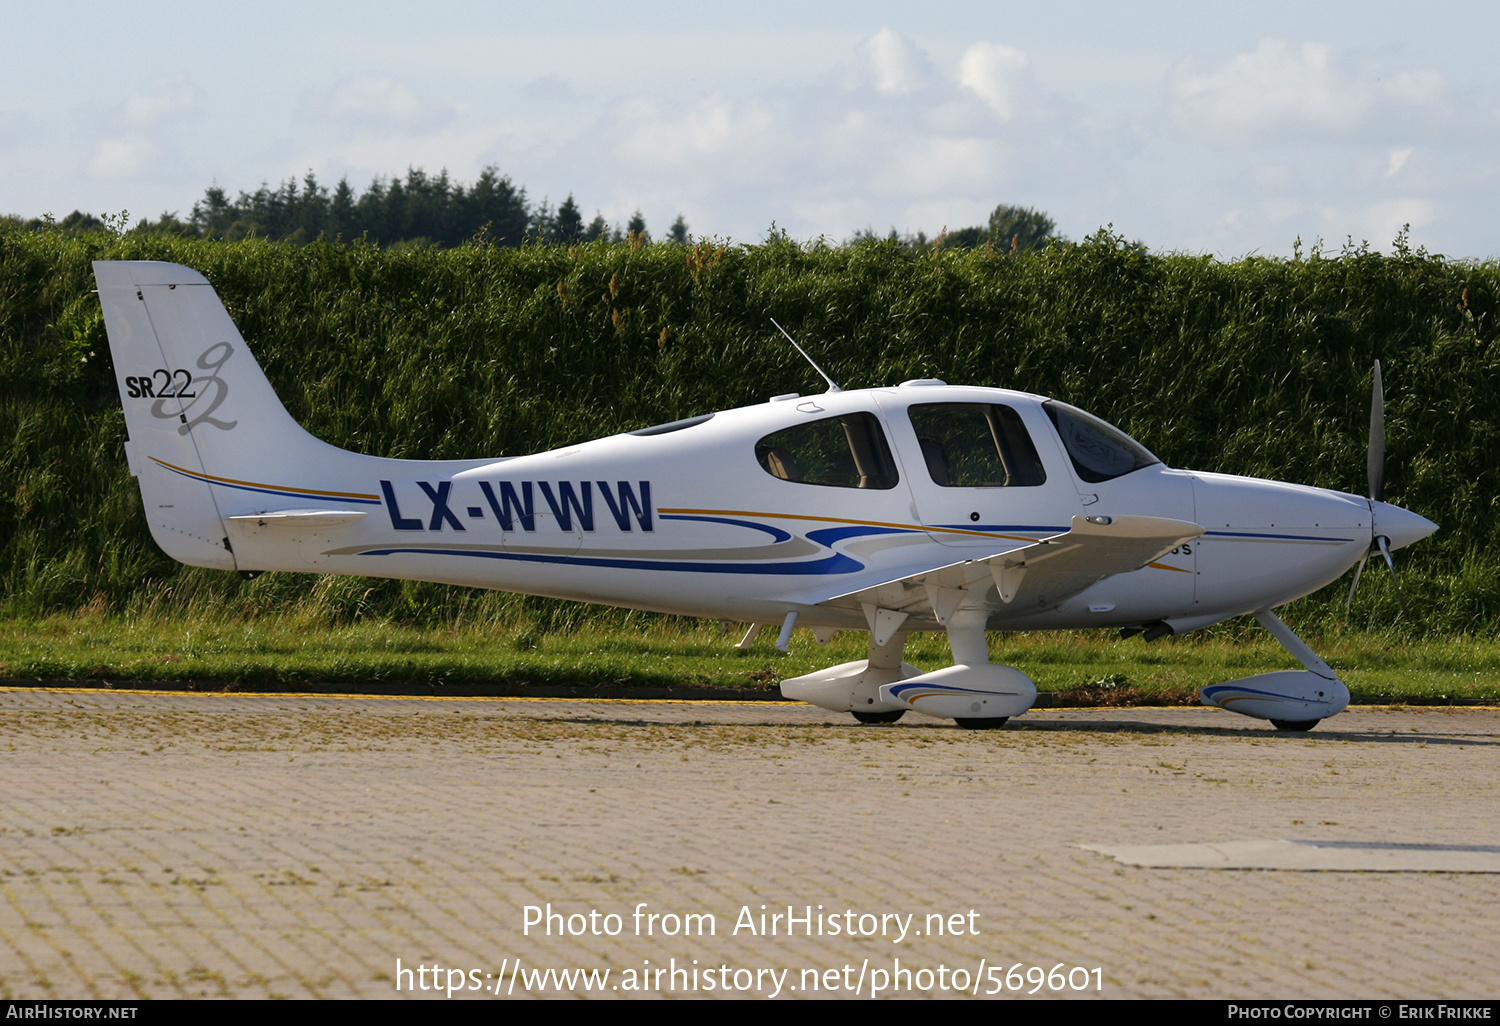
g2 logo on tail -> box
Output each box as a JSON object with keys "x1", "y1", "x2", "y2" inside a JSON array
[{"x1": 140, "y1": 342, "x2": 238, "y2": 434}]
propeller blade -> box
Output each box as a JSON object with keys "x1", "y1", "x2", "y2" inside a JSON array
[
  {"x1": 1367, "y1": 360, "x2": 1385, "y2": 502},
  {"x1": 1375, "y1": 534, "x2": 1413, "y2": 622},
  {"x1": 1344, "y1": 552, "x2": 1368, "y2": 613}
]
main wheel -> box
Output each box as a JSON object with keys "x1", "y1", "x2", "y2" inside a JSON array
[
  {"x1": 1270, "y1": 718, "x2": 1320, "y2": 732},
  {"x1": 852, "y1": 709, "x2": 905, "y2": 725},
  {"x1": 954, "y1": 717, "x2": 1009, "y2": 730}
]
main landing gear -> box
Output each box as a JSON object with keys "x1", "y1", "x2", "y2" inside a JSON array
[{"x1": 779, "y1": 609, "x2": 1037, "y2": 729}]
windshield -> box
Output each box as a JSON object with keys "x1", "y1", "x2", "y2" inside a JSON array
[{"x1": 1043, "y1": 401, "x2": 1159, "y2": 483}]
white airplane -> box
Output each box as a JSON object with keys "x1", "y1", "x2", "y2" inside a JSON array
[{"x1": 94, "y1": 260, "x2": 1437, "y2": 732}]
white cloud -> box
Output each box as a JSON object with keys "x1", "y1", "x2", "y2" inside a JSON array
[
  {"x1": 488, "y1": 29, "x2": 1101, "y2": 242},
  {"x1": 957, "y1": 42, "x2": 1031, "y2": 120},
  {"x1": 1170, "y1": 40, "x2": 1451, "y2": 146},
  {"x1": 122, "y1": 79, "x2": 201, "y2": 127},
  {"x1": 0, "y1": 107, "x2": 45, "y2": 148},
  {"x1": 501, "y1": 30, "x2": 1087, "y2": 244},
  {"x1": 1356, "y1": 197, "x2": 1436, "y2": 245},
  {"x1": 861, "y1": 29, "x2": 935, "y2": 96},
  {"x1": 1172, "y1": 41, "x2": 1369, "y2": 143},
  {"x1": 15, "y1": 13, "x2": 1491, "y2": 260},
  {"x1": 520, "y1": 74, "x2": 580, "y2": 104},
  {"x1": 611, "y1": 96, "x2": 775, "y2": 177},
  {"x1": 874, "y1": 137, "x2": 1002, "y2": 198},
  {"x1": 1385, "y1": 71, "x2": 1446, "y2": 107},
  {"x1": 87, "y1": 137, "x2": 158, "y2": 179},
  {"x1": 308, "y1": 76, "x2": 455, "y2": 129}
]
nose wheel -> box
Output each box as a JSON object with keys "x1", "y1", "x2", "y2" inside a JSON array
[{"x1": 1270, "y1": 718, "x2": 1320, "y2": 732}]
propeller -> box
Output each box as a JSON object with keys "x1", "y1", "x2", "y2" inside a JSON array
[
  {"x1": 1346, "y1": 359, "x2": 1413, "y2": 619},
  {"x1": 1366, "y1": 359, "x2": 1384, "y2": 502}
]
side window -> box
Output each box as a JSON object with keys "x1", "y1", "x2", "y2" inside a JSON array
[
  {"x1": 907, "y1": 403, "x2": 1047, "y2": 487},
  {"x1": 1042, "y1": 401, "x2": 1159, "y2": 483},
  {"x1": 755, "y1": 412, "x2": 900, "y2": 489}
]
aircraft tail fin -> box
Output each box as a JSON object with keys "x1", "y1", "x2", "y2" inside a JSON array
[{"x1": 94, "y1": 261, "x2": 366, "y2": 570}]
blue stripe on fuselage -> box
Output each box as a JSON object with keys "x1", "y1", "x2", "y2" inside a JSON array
[{"x1": 357, "y1": 547, "x2": 864, "y2": 575}]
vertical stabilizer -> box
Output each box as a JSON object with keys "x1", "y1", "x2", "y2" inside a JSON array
[{"x1": 94, "y1": 261, "x2": 362, "y2": 570}]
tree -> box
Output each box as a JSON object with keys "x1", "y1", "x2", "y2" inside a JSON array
[
  {"x1": 57, "y1": 210, "x2": 104, "y2": 232},
  {"x1": 935, "y1": 205, "x2": 1059, "y2": 252},
  {"x1": 295, "y1": 171, "x2": 330, "y2": 240},
  {"x1": 627, "y1": 209, "x2": 647, "y2": 242},
  {"x1": 133, "y1": 211, "x2": 195, "y2": 236},
  {"x1": 464, "y1": 166, "x2": 529, "y2": 245},
  {"x1": 554, "y1": 195, "x2": 584, "y2": 243},
  {"x1": 190, "y1": 186, "x2": 231, "y2": 236},
  {"x1": 668, "y1": 213, "x2": 688, "y2": 244},
  {"x1": 939, "y1": 226, "x2": 987, "y2": 250},
  {"x1": 529, "y1": 198, "x2": 554, "y2": 242},
  {"x1": 986, "y1": 204, "x2": 1056, "y2": 252},
  {"x1": 329, "y1": 178, "x2": 357, "y2": 240},
  {"x1": 584, "y1": 213, "x2": 609, "y2": 242}
]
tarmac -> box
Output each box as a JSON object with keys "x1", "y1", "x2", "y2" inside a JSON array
[{"x1": 1, "y1": 687, "x2": 1497, "y2": 1000}]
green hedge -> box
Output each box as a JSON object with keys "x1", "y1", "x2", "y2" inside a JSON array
[{"x1": 2, "y1": 227, "x2": 1495, "y2": 632}]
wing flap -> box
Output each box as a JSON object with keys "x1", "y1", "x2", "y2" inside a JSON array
[{"x1": 991, "y1": 514, "x2": 1203, "y2": 609}]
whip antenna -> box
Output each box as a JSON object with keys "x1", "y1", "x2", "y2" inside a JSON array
[{"x1": 770, "y1": 318, "x2": 841, "y2": 393}]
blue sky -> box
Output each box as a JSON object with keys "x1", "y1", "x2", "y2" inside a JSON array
[{"x1": 5, "y1": 1, "x2": 1498, "y2": 257}]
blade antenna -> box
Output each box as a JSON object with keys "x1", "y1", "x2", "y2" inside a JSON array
[{"x1": 771, "y1": 318, "x2": 841, "y2": 393}]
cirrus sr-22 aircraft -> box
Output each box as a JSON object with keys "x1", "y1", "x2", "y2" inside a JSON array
[{"x1": 94, "y1": 260, "x2": 1437, "y2": 731}]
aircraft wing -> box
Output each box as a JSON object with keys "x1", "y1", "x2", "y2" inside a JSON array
[{"x1": 809, "y1": 515, "x2": 1204, "y2": 642}]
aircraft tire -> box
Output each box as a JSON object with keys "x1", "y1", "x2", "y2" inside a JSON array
[
  {"x1": 954, "y1": 717, "x2": 1009, "y2": 730},
  {"x1": 852, "y1": 710, "x2": 905, "y2": 725},
  {"x1": 1270, "y1": 719, "x2": 1321, "y2": 732}
]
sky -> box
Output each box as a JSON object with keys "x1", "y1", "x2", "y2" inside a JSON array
[{"x1": 5, "y1": 1, "x2": 1499, "y2": 258}]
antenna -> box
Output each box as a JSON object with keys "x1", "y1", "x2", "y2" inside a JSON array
[{"x1": 770, "y1": 318, "x2": 842, "y2": 393}]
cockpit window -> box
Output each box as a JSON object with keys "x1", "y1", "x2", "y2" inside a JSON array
[
  {"x1": 1042, "y1": 401, "x2": 1159, "y2": 483},
  {"x1": 755, "y1": 412, "x2": 899, "y2": 489},
  {"x1": 907, "y1": 403, "x2": 1046, "y2": 487}
]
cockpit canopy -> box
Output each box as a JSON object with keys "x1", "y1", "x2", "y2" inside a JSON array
[{"x1": 750, "y1": 395, "x2": 1160, "y2": 490}]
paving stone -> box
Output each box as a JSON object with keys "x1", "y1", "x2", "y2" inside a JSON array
[{"x1": 0, "y1": 689, "x2": 1495, "y2": 998}]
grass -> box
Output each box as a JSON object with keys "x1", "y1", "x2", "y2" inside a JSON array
[{"x1": 1, "y1": 610, "x2": 1496, "y2": 703}]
